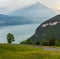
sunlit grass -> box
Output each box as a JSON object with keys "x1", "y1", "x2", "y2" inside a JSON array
[{"x1": 0, "y1": 44, "x2": 60, "y2": 59}]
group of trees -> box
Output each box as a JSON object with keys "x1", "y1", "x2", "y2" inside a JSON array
[
  {"x1": 20, "y1": 36, "x2": 60, "y2": 46},
  {"x1": 7, "y1": 33, "x2": 60, "y2": 46}
]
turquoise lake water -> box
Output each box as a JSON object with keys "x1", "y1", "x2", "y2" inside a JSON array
[{"x1": 0, "y1": 24, "x2": 40, "y2": 44}]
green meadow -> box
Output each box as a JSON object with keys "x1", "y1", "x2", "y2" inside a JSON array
[{"x1": 0, "y1": 44, "x2": 60, "y2": 59}]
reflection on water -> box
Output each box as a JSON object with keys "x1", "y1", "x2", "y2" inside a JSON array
[{"x1": 0, "y1": 24, "x2": 40, "y2": 44}]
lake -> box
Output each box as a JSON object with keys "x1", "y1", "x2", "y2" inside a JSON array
[{"x1": 0, "y1": 24, "x2": 40, "y2": 44}]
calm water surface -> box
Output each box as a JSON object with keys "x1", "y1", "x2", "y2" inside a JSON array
[{"x1": 0, "y1": 24, "x2": 40, "y2": 43}]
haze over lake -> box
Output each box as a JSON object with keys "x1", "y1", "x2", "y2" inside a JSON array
[{"x1": 0, "y1": 24, "x2": 39, "y2": 44}]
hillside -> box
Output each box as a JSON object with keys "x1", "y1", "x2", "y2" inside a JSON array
[
  {"x1": 0, "y1": 14, "x2": 33, "y2": 26},
  {"x1": 27, "y1": 14, "x2": 60, "y2": 43}
]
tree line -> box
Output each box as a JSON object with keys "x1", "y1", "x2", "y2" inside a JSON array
[
  {"x1": 7, "y1": 33, "x2": 60, "y2": 46},
  {"x1": 20, "y1": 36, "x2": 60, "y2": 46}
]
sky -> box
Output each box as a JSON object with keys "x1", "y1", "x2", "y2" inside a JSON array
[{"x1": 0, "y1": 0, "x2": 60, "y2": 14}]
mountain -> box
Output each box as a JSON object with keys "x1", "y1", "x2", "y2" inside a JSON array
[
  {"x1": 26, "y1": 14, "x2": 60, "y2": 43},
  {"x1": 0, "y1": 14, "x2": 33, "y2": 26},
  {"x1": 9, "y1": 2, "x2": 56, "y2": 23}
]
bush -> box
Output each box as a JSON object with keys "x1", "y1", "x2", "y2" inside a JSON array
[
  {"x1": 42, "y1": 39, "x2": 48, "y2": 46},
  {"x1": 55, "y1": 40, "x2": 60, "y2": 46},
  {"x1": 35, "y1": 41, "x2": 40, "y2": 45},
  {"x1": 20, "y1": 39, "x2": 33, "y2": 44}
]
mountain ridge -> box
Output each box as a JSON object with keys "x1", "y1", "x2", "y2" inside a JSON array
[
  {"x1": 0, "y1": 14, "x2": 33, "y2": 27},
  {"x1": 9, "y1": 2, "x2": 56, "y2": 23},
  {"x1": 25, "y1": 14, "x2": 60, "y2": 43}
]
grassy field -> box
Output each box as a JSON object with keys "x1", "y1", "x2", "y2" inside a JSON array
[{"x1": 0, "y1": 44, "x2": 60, "y2": 59}]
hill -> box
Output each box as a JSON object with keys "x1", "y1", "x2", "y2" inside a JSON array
[
  {"x1": 0, "y1": 14, "x2": 33, "y2": 26},
  {"x1": 27, "y1": 14, "x2": 60, "y2": 43}
]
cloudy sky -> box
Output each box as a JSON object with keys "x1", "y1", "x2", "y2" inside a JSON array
[{"x1": 0, "y1": 0, "x2": 60, "y2": 14}]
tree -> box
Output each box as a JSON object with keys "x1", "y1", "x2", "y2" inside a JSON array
[
  {"x1": 49, "y1": 36, "x2": 56, "y2": 46},
  {"x1": 7, "y1": 33, "x2": 15, "y2": 44}
]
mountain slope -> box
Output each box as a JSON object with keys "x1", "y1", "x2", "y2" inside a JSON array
[
  {"x1": 9, "y1": 2, "x2": 56, "y2": 23},
  {"x1": 0, "y1": 14, "x2": 33, "y2": 26},
  {"x1": 27, "y1": 14, "x2": 60, "y2": 43}
]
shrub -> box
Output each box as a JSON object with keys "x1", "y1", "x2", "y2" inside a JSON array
[
  {"x1": 42, "y1": 39, "x2": 48, "y2": 46},
  {"x1": 20, "y1": 39, "x2": 33, "y2": 44},
  {"x1": 36, "y1": 41, "x2": 40, "y2": 45},
  {"x1": 55, "y1": 40, "x2": 60, "y2": 46}
]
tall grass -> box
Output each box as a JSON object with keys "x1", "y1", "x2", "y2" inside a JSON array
[{"x1": 0, "y1": 44, "x2": 60, "y2": 59}]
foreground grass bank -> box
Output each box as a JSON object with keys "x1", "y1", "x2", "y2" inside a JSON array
[{"x1": 0, "y1": 44, "x2": 60, "y2": 59}]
